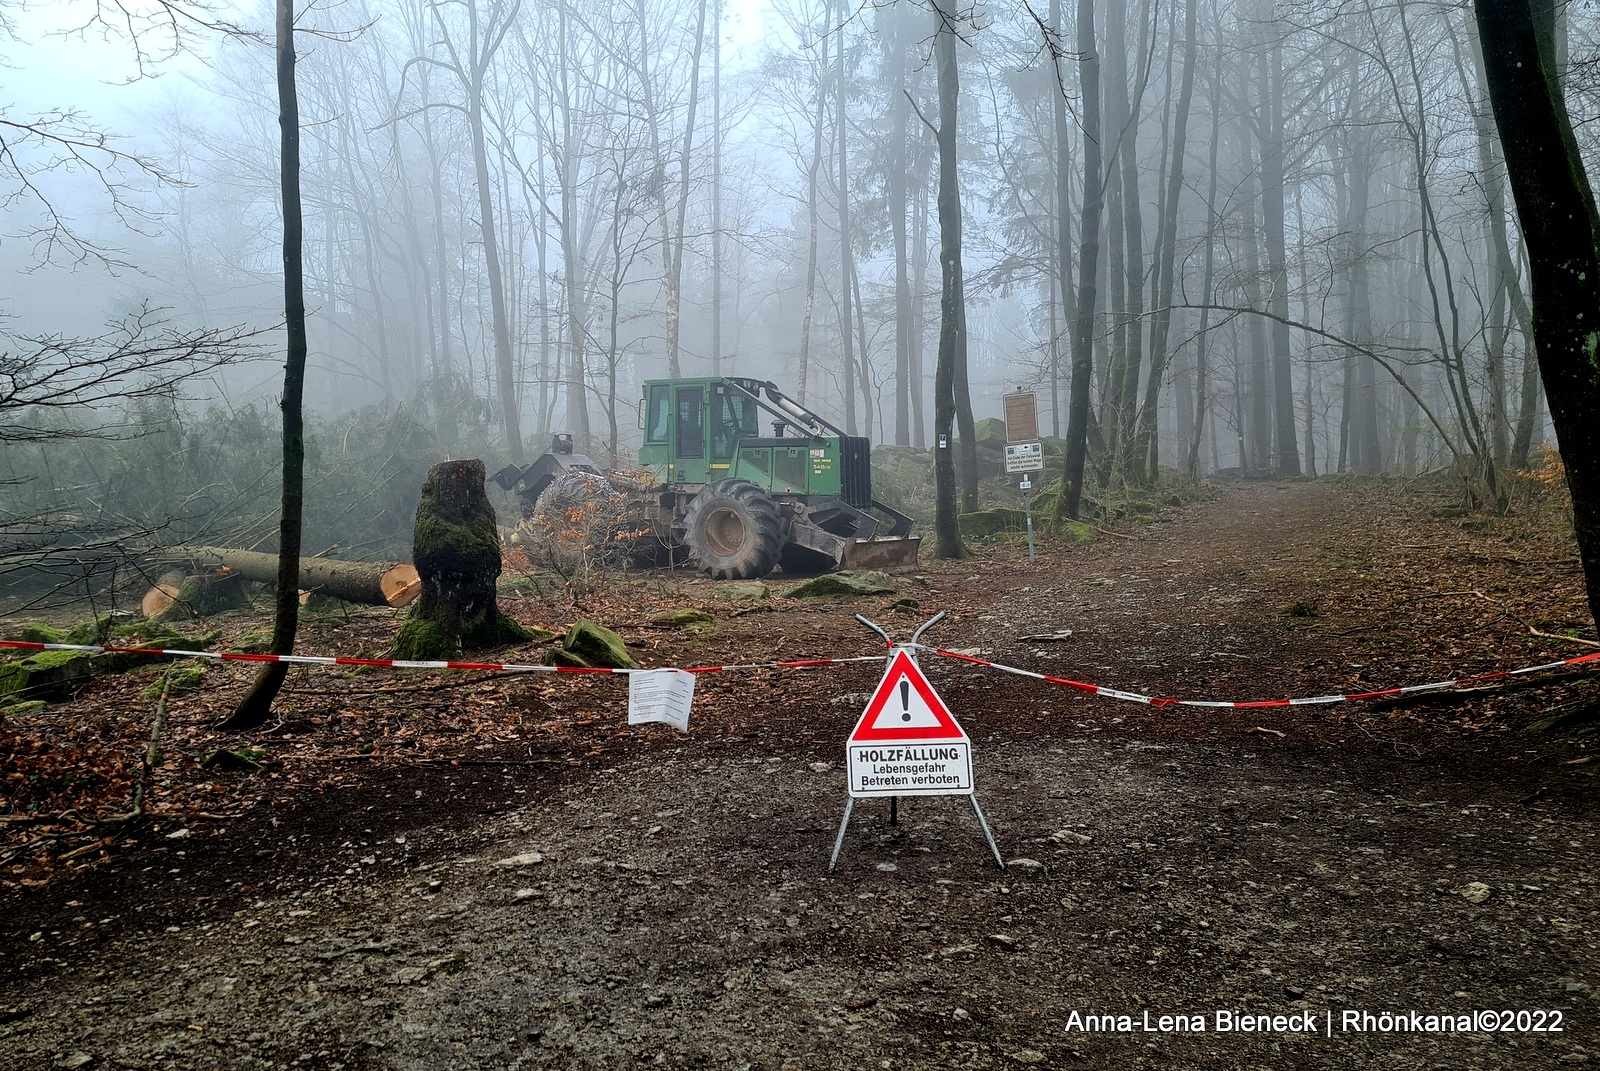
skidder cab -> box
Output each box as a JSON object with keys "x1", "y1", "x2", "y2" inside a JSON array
[{"x1": 494, "y1": 377, "x2": 918, "y2": 580}]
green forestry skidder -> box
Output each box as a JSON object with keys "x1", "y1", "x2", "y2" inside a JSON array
[{"x1": 492, "y1": 377, "x2": 918, "y2": 579}]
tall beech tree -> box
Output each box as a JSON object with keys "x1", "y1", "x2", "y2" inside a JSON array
[{"x1": 1474, "y1": 0, "x2": 1600, "y2": 627}]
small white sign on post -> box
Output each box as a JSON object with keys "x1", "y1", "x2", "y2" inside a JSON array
[
  {"x1": 627, "y1": 669, "x2": 696, "y2": 732},
  {"x1": 1005, "y1": 441, "x2": 1045, "y2": 473}
]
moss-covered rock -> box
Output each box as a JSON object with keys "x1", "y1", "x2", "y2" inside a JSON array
[
  {"x1": 562, "y1": 620, "x2": 639, "y2": 669},
  {"x1": 785, "y1": 571, "x2": 897, "y2": 598},
  {"x1": 7, "y1": 623, "x2": 67, "y2": 645},
  {"x1": 499, "y1": 575, "x2": 540, "y2": 597},
  {"x1": 0, "y1": 699, "x2": 45, "y2": 718},
  {"x1": 712, "y1": 581, "x2": 769, "y2": 602},
  {"x1": 112, "y1": 621, "x2": 186, "y2": 644},
  {"x1": 95, "y1": 629, "x2": 219, "y2": 673},
  {"x1": 650, "y1": 608, "x2": 714, "y2": 628},
  {"x1": 958, "y1": 508, "x2": 1029, "y2": 538},
  {"x1": 0, "y1": 649, "x2": 95, "y2": 703},
  {"x1": 63, "y1": 617, "x2": 111, "y2": 646},
  {"x1": 542, "y1": 647, "x2": 591, "y2": 669},
  {"x1": 973, "y1": 416, "x2": 1008, "y2": 449}
]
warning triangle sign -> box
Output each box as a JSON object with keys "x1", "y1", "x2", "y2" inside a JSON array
[{"x1": 848, "y1": 649, "x2": 968, "y2": 743}]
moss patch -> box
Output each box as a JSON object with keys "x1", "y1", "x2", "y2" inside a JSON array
[
  {"x1": 229, "y1": 630, "x2": 274, "y2": 654},
  {"x1": 499, "y1": 616, "x2": 544, "y2": 645},
  {"x1": 144, "y1": 662, "x2": 207, "y2": 698},
  {"x1": 785, "y1": 571, "x2": 896, "y2": 598},
  {"x1": 201, "y1": 747, "x2": 269, "y2": 773},
  {"x1": 712, "y1": 581, "x2": 769, "y2": 602},
  {"x1": 1056, "y1": 520, "x2": 1095, "y2": 544},
  {"x1": 959, "y1": 508, "x2": 1029, "y2": 539},
  {"x1": 651, "y1": 608, "x2": 714, "y2": 628},
  {"x1": 391, "y1": 616, "x2": 460, "y2": 661},
  {"x1": 543, "y1": 647, "x2": 591, "y2": 669}
]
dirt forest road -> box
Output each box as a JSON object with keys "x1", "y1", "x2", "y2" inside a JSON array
[{"x1": 3, "y1": 480, "x2": 1599, "y2": 1070}]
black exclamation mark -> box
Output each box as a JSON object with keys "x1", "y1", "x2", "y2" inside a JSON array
[{"x1": 900, "y1": 679, "x2": 912, "y2": 721}]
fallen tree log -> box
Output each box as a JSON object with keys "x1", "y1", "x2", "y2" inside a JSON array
[{"x1": 148, "y1": 546, "x2": 420, "y2": 611}]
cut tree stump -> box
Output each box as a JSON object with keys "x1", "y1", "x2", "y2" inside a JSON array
[
  {"x1": 146, "y1": 547, "x2": 419, "y2": 612},
  {"x1": 142, "y1": 569, "x2": 248, "y2": 621},
  {"x1": 140, "y1": 571, "x2": 187, "y2": 619},
  {"x1": 392, "y1": 459, "x2": 534, "y2": 659}
]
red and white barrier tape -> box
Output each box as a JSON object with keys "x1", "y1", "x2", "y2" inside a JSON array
[
  {"x1": 918, "y1": 643, "x2": 1600, "y2": 709},
  {"x1": 0, "y1": 639, "x2": 883, "y2": 677},
  {"x1": 7, "y1": 636, "x2": 1600, "y2": 711}
]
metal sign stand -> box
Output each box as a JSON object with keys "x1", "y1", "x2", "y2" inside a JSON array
[{"x1": 829, "y1": 612, "x2": 1004, "y2": 872}]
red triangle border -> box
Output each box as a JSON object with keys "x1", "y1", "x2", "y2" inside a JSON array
[{"x1": 848, "y1": 649, "x2": 968, "y2": 742}]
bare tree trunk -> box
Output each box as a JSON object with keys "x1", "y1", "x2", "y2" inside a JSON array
[
  {"x1": 555, "y1": 4, "x2": 590, "y2": 447},
  {"x1": 1062, "y1": 0, "x2": 1103, "y2": 520},
  {"x1": 223, "y1": 0, "x2": 306, "y2": 731},
  {"x1": 1476, "y1": 0, "x2": 1600, "y2": 627},
  {"x1": 431, "y1": 0, "x2": 523, "y2": 461},
  {"x1": 1186, "y1": 18, "x2": 1223, "y2": 482},
  {"x1": 890, "y1": 3, "x2": 912, "y2": 446},
  {"x1": 1343, "y1": 70, "x2": 1381, "y2": 475},
  {"x1": 1237, "y1": 117, "x2": 1271, "y2": 473},
  {"x1": 912, "y1": 152, "x2": 929, "y2": 448},
  {"x1": 1134, "y1": 0, "x2": 1196, "y2": 482},
  {"x1": 1469, "y1": 22, "x2": 1538, "y2": 470},
  {"x1": 1049, "y1": 0, "x2": 1077, "y2": 441},
  {"x1": 835, "y1": 0, "x2": 858, "y2": 436},
  {"x1": 666, "y1": 0, "x2": 710, "y2": 378},
  {"x1": 1103, "y1": 0, "x2": 1144, "y2": 484},
  {"x1": 711, "y1": 0, "x2": 723, "y2": 376},
  {"x1": 932, "y1": 0, "x2": 968, "y2": 557},
  {"x1": 1258, "y1": 31, "x2": 1299, "y2": 476},
  {"x1": 797, "y1": 9, "x2": 830, "y2": 406}
]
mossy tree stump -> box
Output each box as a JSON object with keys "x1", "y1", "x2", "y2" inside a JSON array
[{"x1": 392, "y1": 460, "x2": 533, "y2": 659}]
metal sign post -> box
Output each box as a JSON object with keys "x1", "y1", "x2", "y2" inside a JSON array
[
  {"x1": 1004, "y1": 442, "x2": 1044, "y2": 564},
  {"x1": 829, "y1": 613, "x2": 1004, "y2": 872},
  {"x1": 1020, "y1": 476, "x2": 1036, "y2": 562}
]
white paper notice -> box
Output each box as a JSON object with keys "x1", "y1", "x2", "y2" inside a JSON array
[{"x1": 627, "y1": 669, "x2": 696, "y2": 732}]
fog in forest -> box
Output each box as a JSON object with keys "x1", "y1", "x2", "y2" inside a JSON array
[{"x1": 0, "y1": 0, "x2": 1577, "y2": 566}]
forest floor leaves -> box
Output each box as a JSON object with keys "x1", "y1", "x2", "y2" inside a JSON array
[{"x1": 1, "y1": 476, "x2": 1597, "y2": 1069}]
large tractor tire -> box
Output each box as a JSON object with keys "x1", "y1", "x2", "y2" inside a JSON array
[{"x1": 682, "y1": 479, "x2": 787, "y2": 580}]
